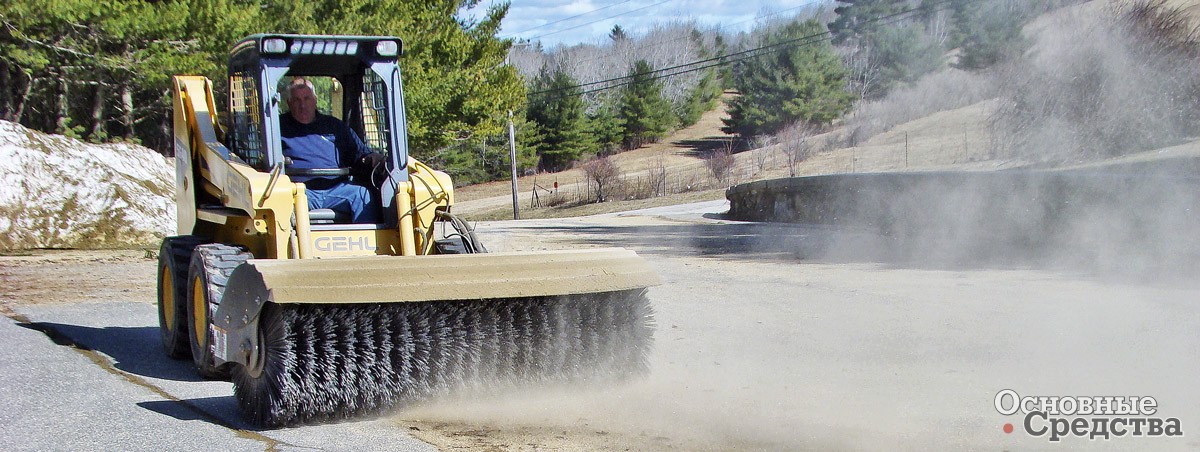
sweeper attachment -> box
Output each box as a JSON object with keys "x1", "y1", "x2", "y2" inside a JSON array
[{"x1": 156, "y1": 34, "x2": 659, "y2": 427}]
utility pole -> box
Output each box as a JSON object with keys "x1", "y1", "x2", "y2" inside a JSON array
[
  {"x1": 504, "y1": 44, "x2": 530, "y2": 221},
  {"x1": 508, "y1": 110, "x2": 520, "y2": 220}
]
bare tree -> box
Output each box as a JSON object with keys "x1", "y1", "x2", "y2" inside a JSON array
[
  {"x1": 581, "y1": 156, "x2": 620, "y2": 202},
  {"x1": 648, "y1": 153, "x2": 667, "y2": 197},
  {"x1": 706, "y1": 139, "x2": 737, "y2": 184},
  {"x1": 777, "y1": 122, "x2": 818, "y2": 177},
  {"x1": 751, "y1": 135, "x2": 775, "y2": 174},
  {"x1": 836, "y1": 43, "x2": 883, "y2": 105}
]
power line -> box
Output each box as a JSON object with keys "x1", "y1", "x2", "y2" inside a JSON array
[
  {"x1": 574, "y1": 34, "x2": 832, "y2": 97},
  {"x1": 531, "y1": 22, "x2": 833, "y2": 96},
  {"x1": 566, "y1": 43, "x2": 827, "y2": 99},
  {"x1": 528, "y1": 0, "x2": 954, "y2": 99},
  {"x1": 502, "y1": 0, "x2": 637, "y2": 37},
  {"x1": 521, "y1": 0, "x2": 677, "y2": 41},
  {"x1": 565, "y1": 0, "x2": 825, "y2": 67}
]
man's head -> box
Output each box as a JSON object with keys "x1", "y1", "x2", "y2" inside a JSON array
[{"x1": 286, "y1": 78, "x2": 317, "y2": 124}]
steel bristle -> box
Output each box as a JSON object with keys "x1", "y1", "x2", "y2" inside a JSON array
[{"x1": 232, "y1": 289, "x2": 654, "y2": 427}]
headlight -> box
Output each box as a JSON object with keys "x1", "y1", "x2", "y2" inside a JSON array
[
  {"x1": 262, "y1": 38, "x2": 287, "y2": 54},
  {"x1": 376, "y1": 40, "x2": 399, "y2": 57}
]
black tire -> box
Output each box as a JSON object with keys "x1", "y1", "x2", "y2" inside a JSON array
[
  {"x1": 186, "y1": 243, "x2": 253, "y2": 380},
  {"x1": 156, "y1": 236, "x2": 206, "y2": 359}
]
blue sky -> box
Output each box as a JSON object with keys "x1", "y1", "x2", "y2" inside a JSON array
[{"x1": 460, "y1": 0, "x2": 833, "y2": 48}]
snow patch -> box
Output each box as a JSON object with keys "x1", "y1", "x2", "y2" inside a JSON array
[{"x1": 0, "y1": 120, "x2": 174, "y2": 250}]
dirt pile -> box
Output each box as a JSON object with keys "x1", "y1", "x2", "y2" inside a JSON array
[{"x1": 0, "y1": 121, "x2": 174, "y2": 250}]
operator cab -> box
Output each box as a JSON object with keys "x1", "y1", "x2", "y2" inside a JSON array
[{"x1": 223, "y1": 34, "x2": 411, "y2": 227}]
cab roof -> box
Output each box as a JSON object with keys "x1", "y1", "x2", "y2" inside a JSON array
[{"x1": 229, "y1": 34, "x2": 404, "y2": 77}]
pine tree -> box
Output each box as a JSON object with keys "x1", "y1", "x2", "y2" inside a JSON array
[
  {"x1": 609, "y1": 25, "x2": 627, "y2": 42},
  {"x1": 950, "y1": 0, "x2": 1029, "y2": 70},
  {"x1": 722, "y1": 19, "x2": 854, "y2": 137},
  {"x1": 526, "y1": 68, "x2": 594, "y2": 172},
  {"x1": 617, "y1": 60, "x2": 675, "y2": 150},
  {"x1": 677, "y1": 68, "x2": 722, "y2": 127},
  {"x1": 828, "y1": 0, "x2": 943, "y2": 99},
  {"x1": 867, "y1": 24, "x2": 944, "y2": 89},
  {"x1": 828, "y1": 0, "x2": 912, "y2": 44},
  {"x1": 587, "y1": 102, "x2": 624, "y2": 155},
  {"x1": 675, "y1": 30, "x2": 724, "y2": 127},
  {"x1": 434, "y1": 111, "x2": 537, "y2": 185}
]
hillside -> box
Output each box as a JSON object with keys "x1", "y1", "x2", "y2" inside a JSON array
[
  {"x1": 453, "y1": 0, "x2": 1200, "y2": 221},
  {"x1": 452, "y1": 97, "x2": 1024, "y2": 221}
]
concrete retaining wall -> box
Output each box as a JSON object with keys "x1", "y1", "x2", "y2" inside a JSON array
[{"x1": 725, "y1": 163, "x2": 1200, "y2": 266}]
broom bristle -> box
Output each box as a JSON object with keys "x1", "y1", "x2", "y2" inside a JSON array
[{"x1": 232, "y1": 289, "x2": 655, "y2": 427}]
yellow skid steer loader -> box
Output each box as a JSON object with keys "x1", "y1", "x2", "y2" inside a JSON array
[{"x1": 157, "y1": 34, "x2": 660, "y2": 427}]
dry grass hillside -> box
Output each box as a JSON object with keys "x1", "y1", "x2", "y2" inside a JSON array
[
  {"x1": 454, "y1": 96, "x2": 1025, "y2": 221},
  {"x1": 453, "y1": 95, "x2": 740, "y2": 220}
]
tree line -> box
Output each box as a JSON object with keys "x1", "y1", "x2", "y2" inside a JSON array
[
  {"x1": 0, "y1": 0, "x2": 522, "y2": 164},
  {"x1": 505, "y1": 0, "x2": 1048, "y2": 185}
]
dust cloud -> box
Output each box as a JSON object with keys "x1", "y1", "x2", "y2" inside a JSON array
[
  {"x1": 804, "y1": 169, "x2": 1200, "y2": 279},
  {"x1": 390, "y1": 2, "x2": 1200, "y2": 450},
  {"x1": 993, "y1": 0, "x2": 1200, "y2": 162},
  {"x1": 847, "y1": 0, "x2": 1200, "y2": 277},
  {"x1": 396, "y1": 335, "x2": 857, "y2": 451}
]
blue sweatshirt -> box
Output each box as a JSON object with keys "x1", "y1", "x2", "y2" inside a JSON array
[{"x1": 280, "y1": 113, "x2": 372, "y2": 183}]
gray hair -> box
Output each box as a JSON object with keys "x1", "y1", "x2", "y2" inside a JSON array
[{"x1": 286, "y1": 78, "x2": 315, "y2": 98}]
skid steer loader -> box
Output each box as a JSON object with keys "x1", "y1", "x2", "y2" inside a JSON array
[{"x1": 157, "y1": 34, "x2": 660, "y2": 427}]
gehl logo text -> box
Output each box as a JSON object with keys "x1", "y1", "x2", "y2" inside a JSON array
[{"x1": 314, "y1": 236, "x2": 376, "y2": 252}]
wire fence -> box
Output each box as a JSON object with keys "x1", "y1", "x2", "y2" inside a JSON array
[{"x1": 514, "y1": 127, "x2": 996, "y2": 212}]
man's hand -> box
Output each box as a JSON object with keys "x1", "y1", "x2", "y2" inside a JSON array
[
  {"x1": 360, "y1": 153, "x2": 387, "y2": 169},
  {"x1": 353, "y1": 152, "x2": 389, "y2": 184}
]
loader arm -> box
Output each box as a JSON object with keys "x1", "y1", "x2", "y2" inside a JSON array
[{"x1": 172, "y1": 76, "x2": 300, "y2": 259}]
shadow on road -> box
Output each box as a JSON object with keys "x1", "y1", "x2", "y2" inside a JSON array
[
  {"x1": 16, "y1": 322, "x2": 205, "y2": 382},
  {"x1": 138, "y1": 398, "x2": 219, "y2": 421},
  {"x1": 532, "y1": 221, "x2": 893, "y2": 262},
  {"x1": 137, "y1": 397, "x2": 259, "y2": 430}
]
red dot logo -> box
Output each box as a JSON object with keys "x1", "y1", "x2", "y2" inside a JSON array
[{"x1": 1003, "y1": 423, "x2": 1014, "y2": 434}]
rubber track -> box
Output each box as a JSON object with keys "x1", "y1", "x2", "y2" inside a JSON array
[
  {"x1": 233, "y1": 289, "x2": 655, "y2": 427},
  {"x1": 191, "y1": 244, "x2": 253, "y2": 379},
  {"x1": 193, "y1": 244, "x2": 254, "y2": 311}
]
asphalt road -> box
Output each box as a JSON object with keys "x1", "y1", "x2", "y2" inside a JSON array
[
  {"x1": 0, "y1": 301, "x2": 436, "y2": 451},
  {"x1": 3, "y1": 200, "x2": 1199, "y2": 450}
]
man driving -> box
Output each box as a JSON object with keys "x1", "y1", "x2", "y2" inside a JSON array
[{"x1": 280, "y1": 78, "x2": 380, "y2": 224}]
